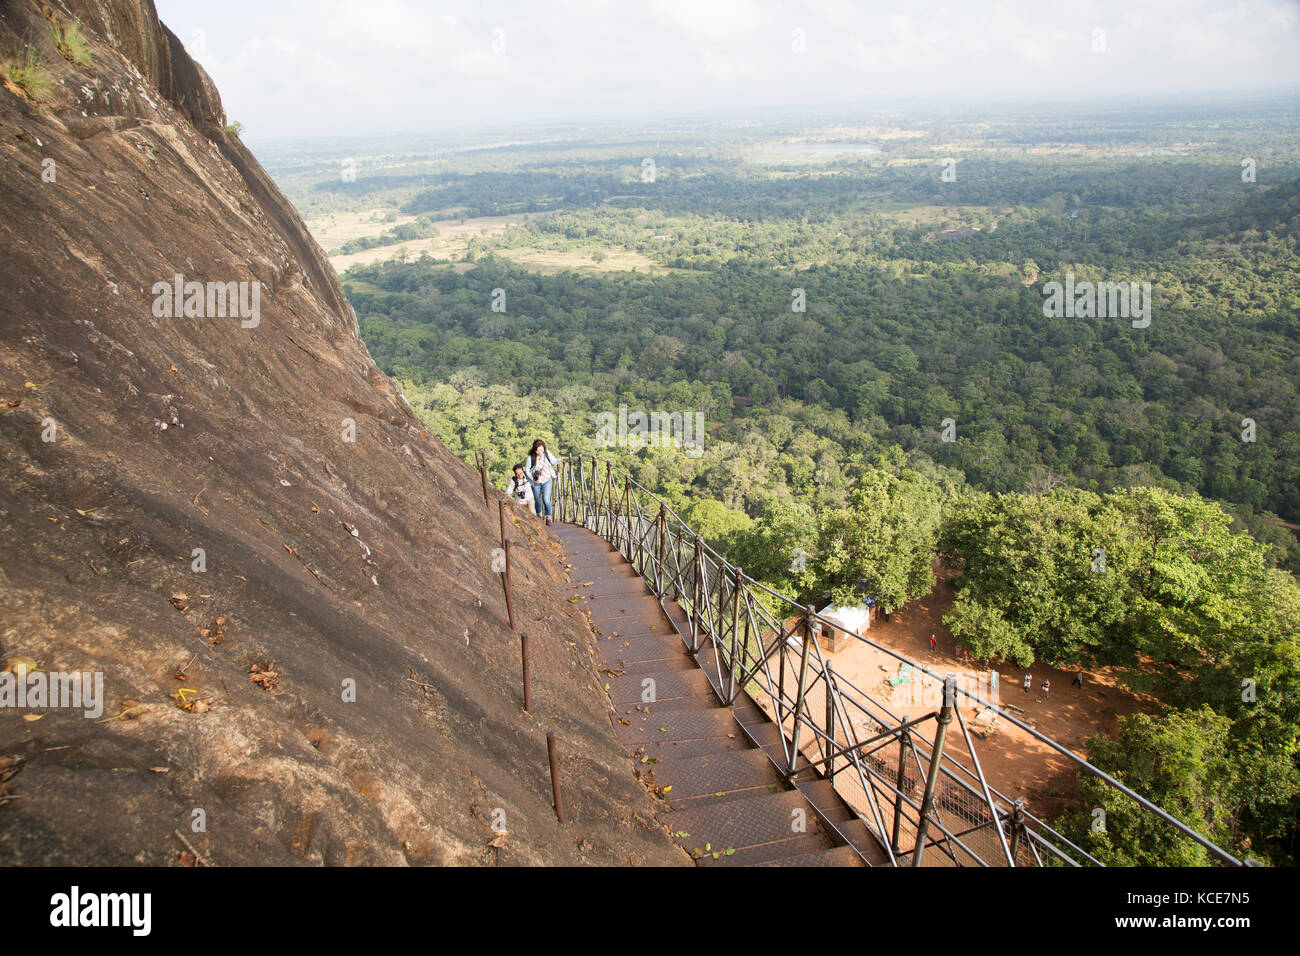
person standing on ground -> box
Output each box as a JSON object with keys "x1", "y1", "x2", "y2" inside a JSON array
[
  {"x1": 526, "y1": 439, "x2": 566, "y2": 526},
  {"x1": 1023, "y1": 673, "x2": 1032, "y2": 695},
  {"x1": 930, "y1": 633, "x2": 938, "y2": 653},
  {"x1": 1041, "y1": 678, "x2": 1050, "y2": 699},
  {"x1": 1072, "y1": 669, "x2": 1084, "y2": 689}
]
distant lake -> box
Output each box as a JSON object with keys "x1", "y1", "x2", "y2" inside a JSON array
[{"x1": 763, "y1": 143, "x2": 882, "y2": 157}]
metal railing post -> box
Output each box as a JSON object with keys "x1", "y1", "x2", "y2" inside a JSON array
[
  {"x1": 556, "y1": 460, "x2": 566, "y2": 523},
  {"x1": 825, "y1": 659, "x2": 837, "y2": 786},
  {"x1": 655, "y1": 504, "x2": 666, "y2": 598},
  {"x1": 604, "y1": 461, "x2": 615, "y2": 549},
  {"x1": 1008, "y1": 799, "x2": 1025, "y2": 863},
  {"x1": 786, "y1": 609, "x2": 814, "y2": 781},
  {"x1": 912, "y1": 676, "x2": 957, "y2": 867},
  {"x1": 776, "y1": 621, "x2": 788, "y2": 723},
  {"x1": 690, "y1": 535, "x2": 703, "y2": 652},
  {"x1": 584, "y1": 455, "x2": 593, "y2": 526},
  {"x1": 577, "y1": 456, "x2": 587, "y2": 525},
  {"x1": 728, "y1": 566, "x2": 743, "y2": 702},
  {"x1": 624, "y1": 476, "x2": 635, "y2": 567},
  {"x1": 892, "y1": 728, "x2": 911, "y2": 854},
  {"x1": 715, "y1": 558, "x2": 728, "y2": 655},
  {"x1": 735, "y1": 580, "x2": 752, "y2": 704}
]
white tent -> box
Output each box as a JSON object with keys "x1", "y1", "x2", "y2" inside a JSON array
[{"x1": 820, "y1": 604, "x2": 871, "y2": 634}]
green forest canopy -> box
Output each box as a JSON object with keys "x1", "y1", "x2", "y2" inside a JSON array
[{"x1": 325, "y1": 108, "x2": 1300, "y2": 864}]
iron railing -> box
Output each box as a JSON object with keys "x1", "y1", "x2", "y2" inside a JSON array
[{"x1": 555, "y1": 455, "x2": 1242, "y2": 867}]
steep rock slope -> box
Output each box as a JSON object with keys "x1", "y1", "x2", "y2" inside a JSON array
[{"x1": 0, "y1": 0, "x2": 684, "y2": 866}]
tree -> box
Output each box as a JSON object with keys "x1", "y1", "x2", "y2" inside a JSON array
[
  {"x1": 938, "y1": 488, "x2": 1130, "y2": 666},
  {"x1": 730, "y1": 498, "x2": 818, "y2": 598},
  {"x1": 682, "y1": 498, "x2": 753, "y2": 554},
  {"x1": 815, "y1": 466, "x2": 943, "y2": 607},
  {"x1": 1062, "y1": 707, "x2": 1241, "y2": 867}
]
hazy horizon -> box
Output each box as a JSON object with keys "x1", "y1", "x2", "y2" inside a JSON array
[{"x1": 153, "y1": 0, "x2": 1300, "y2": 144}]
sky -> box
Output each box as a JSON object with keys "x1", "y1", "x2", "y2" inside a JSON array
[{"x1": 152, "y1": 0, "x2": 1300, "y2": 143}]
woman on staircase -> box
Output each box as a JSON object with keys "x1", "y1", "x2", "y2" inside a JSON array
[{"x1": 525, "y1": 439, "x2": 566, "y2": 526}]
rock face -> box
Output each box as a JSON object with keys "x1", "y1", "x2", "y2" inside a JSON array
[{"x1": 0, "y1": 0, "x2": 684, "y2": 865}]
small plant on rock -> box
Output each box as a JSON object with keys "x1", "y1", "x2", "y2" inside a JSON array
[
  {"x1": 49, "y1": 18, "x2": 91, "y2": 66},
  {"x1": 1, "y1": 47, "x2": 54, "y2": 102}
]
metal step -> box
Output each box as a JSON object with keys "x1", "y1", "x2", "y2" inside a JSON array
[
  {"x1": 597, "y1": 632, "x2": 689, "y2": 660},
  {"x1": 761, "y1": 845, "x2": 869, "y2": 867},
  {"x1": 795, "y1": 778, "x2": 857, "y2": 824},
  {"x1": 831, "y1": 816, "x2": 894, "y2": 866},
  {"x1": 566, "y1": 576, "x2": 649, "y2": 598},
  {"x1": 607, "y1": 667, "x2": 714, "y2": 705},
  {"x1": 557, "y1": 522, "x2": 886, "y2": 868},
  {"x1": 653, "y1": 749, "x2": 785, "y2": 809},
  {"x1": 618, "y1": 693, "x2": 724, "y2": 713},
  {"x1": 634, "y1": 734, "x2": 753, "y2": 760},
  {"x1": 613, "y1": 705, "x2": 744, "y2": 746},
  {"x1": 659, "y1": 788, "x2": 829, "y2": 855},
  {"x1": 698, "y1": 834, "x2": 833, "y2": 866},
  {"x1": 601, "y1": 656, "x2": 697, "y2": 676},
  {"x1": 580, "y1": 593, "x2": 670, "y2": 623}
]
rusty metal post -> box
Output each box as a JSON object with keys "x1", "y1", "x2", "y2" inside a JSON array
[
  {"x1": 547, "y1": 731, "x2": 565, "y2": 823},
  {"x1": 502, "y1": 540, "x2": 516, "y2": 633},
  {"x1": 499, "y1": 500, "x2": 516, "y2": 634},
  {"x1": 912, "y1": 676, "x2": 957, "y2": 867},
  {"x1": 520, "y1": 630, "x2": 532, "y2": 713},
  {"x1": 478, "y1": 451, "x2": 490, "y2": 509}
]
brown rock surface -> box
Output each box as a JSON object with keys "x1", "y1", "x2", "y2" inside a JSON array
[{"x1": 0, "y1": 0, "x2": 685, "y2": 866}]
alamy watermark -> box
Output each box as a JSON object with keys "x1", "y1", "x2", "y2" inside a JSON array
[
  {"x1": 49, "y1": 886, "x2": 150, "y2": 936},
  {"x1": 152, "y1": 274, "x2": 261, "y2": 328},
  {"x1": 888, "y1": 670, "x2": 1002, "y2": 711},
  {"x1": 1042, "y1": 273, "x2": 1150, "y2": 328},
  {"x1": 595, "y1": 404, "x2": 704, "y2": 458},
  {"x1": 1, "y1": 663, "x2": 104, "y2": 718}
]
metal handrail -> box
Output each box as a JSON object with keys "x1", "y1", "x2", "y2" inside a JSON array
[{"x1": 556, "y1": 454, "x2": 1242, "y2": 867}]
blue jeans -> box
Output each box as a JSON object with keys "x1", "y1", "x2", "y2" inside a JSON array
[{"x1": 531, "y1": 480, "x2": 553, "y2": 518}]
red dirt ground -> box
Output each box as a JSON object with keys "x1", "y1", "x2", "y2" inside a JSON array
[{"x1": 826, "y1": 574, "x2": 1155, "y2": 821}]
